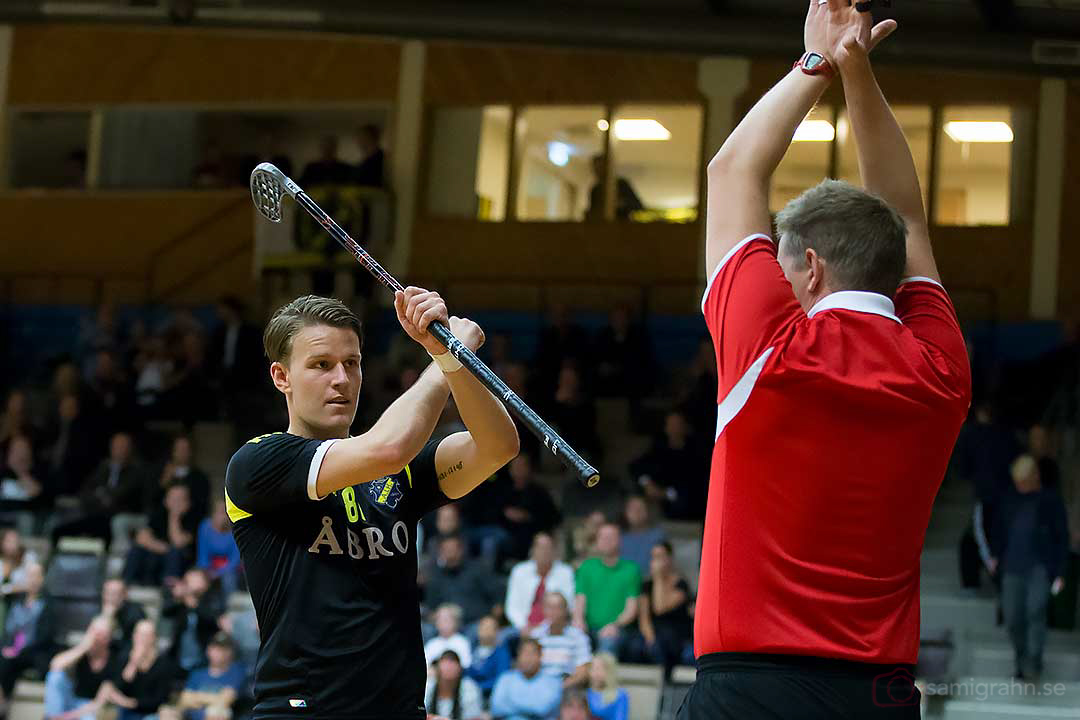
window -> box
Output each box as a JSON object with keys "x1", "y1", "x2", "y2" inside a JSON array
[
  {"x1": 836, "y1": 106, "x2": 932, "y2": 212},
  {"x1": 934, "y1": 106, "x2": 1015, "y2": 226},
  {"x1": 514, "y1": 106, "x2": 605, "y2": 221},
  {"x1": 608, "y1": 104, "x2": 702, "y2": 222},
  {"x1": 769, "y1": 105, "x2": 834, "y2": 213},
  {"x1": 427, "y1": 106, "x2": 510, "y2": 219},
  {"x1": 9, "y1": 112, "x2": 90, "y2": 189}
]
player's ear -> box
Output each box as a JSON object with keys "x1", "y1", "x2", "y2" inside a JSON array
[
  {"x1": 805, "y1": 248, "x2": 823, "y2": 294},
  {"x1": 269, "y1": 361, "x2": 290, "y2": 394}
]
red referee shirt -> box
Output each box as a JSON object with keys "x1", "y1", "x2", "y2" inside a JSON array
[{"x1": 697, "y1": 233, "x2": 971, "y2": 665}]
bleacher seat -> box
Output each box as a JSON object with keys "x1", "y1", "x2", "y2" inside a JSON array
[
  {"x1": 9, "y1": 679, "x2": 44, "y2": 720},
  {"x1": 620, "y1": 663, "x2": 664, "y2": 720},
  {"x1": 45, "y1": 541, "x2": 105, "y2": 642}
]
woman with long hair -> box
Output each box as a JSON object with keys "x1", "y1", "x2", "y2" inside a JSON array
[
  {"x1": 636, "y1": 541, "x2": 693, "y2": 676},
  {"x1": 424, "y1": 650, "x2": 484, "y2": 720},
  {"x1": 586, "y1": 652, "x2": 628, "y2": 720}
]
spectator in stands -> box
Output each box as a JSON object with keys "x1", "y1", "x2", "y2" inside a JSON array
[
  {"x1": 494, "y1": 455, "x2": 562, "y2": 562},
  {"x1": 100, "y1": 579, "x2": 145, "y2": 647},
  {"x1": 0, "y1": 561, "x2": 46, "y2": 711},
  {"x1": 953, "y1": 401, "x2": 1021, "y2": 588},
  {"x1": 990, "y1": 455, "x2": 1070, "y2": 679},
  {"x1": 619, "y1": 496, "x2": 665, "y2": 579},
  {"x1": 425, "y1": 505, "x2": 466, "y2": 556},
  {"x1": 490, "y1": 638, "x2": 562, "y2": 720},
  {"x1": 546, "y1": 367, "x2": 599, "y2": 460},
  {"x1": 425, "y1": 535, "x2": 502, "y2": 628},
  {"x1": 585, "y1": 653, "x2": 628, "y2": 720},
  {"x1": 44, "y1": 393, "x2": 100, "y2": 499},
  {"x1": 354, "y1": 124, "x2": 385, "y2": 188},
  {"x1": 218, "y1": 604, "x2": 258, "y2": 684},
  {"x1": 0, "y1": 435, "x2": 46, "y2": 534},
  {"x1": 676, "y1": 337, "x2": 718, "y2": 453},
  {"x1": 99, "y1": 619, "x2": 176, "y2": 720},
  {"x1": 166, "y1": 568, "x2": 226, "y2": 675},
  {"x1": 466, "y1": 615, "x2": 512, "y2": 696},
  {"x1": 133, "y1": 336, "x2": 173, "y2": 419},
  {"x1": 0, "y1": 528, "x2": 39, "y2": 601},
  {"x1": 532, "y1": 592, "x2": 591, "y2": 688},
  {"x1": 424, "y1": 603, "x2": 472, "y2": 668},
  {"x1": 506, "y1": 532, "x2": 575, "y2": 633},
  {"x1": 0, "y1": 391, "x2": 36, "y2": 458},
  {"x1": 557, "y1": 689, "x2": 595, "y2": 720},
  {"x1": 150, "y1": 436, "x2": 211, "y2": 519},
  {"x1": 193, "y1": 142, "x2": 226, "y2": 188},
  {"x1": 86, "y1": 350, "x2": 135, "y2": 435},
  {"x1": 53, "y1": 431, "x2": 143, "y2": 545},
  {"x1": 1028, "y1": 423, "x2": 1061, "y2": 489},
  {"x1": 585, "y1": 155, "x2": 643, "y2": 222},
  {"x1": 630, "y1": 410, "x2": 708, "y2": 522},
  {"x1": 573, "y1": 524, "x2": 640, "y2": 657},
  {"x1": 179, "y1": 632, "x2": 247, "y2": 720},
  {"x1": 424, "y1": 649, "x2": 484, "y2": 720},
  {"x1": 593, "y1": 305, "x2": 654, "y2": 401},
  {"x1": 167, "y1": 332, "x2": 210, "y2": 426},
  {"x1": 632, "y1": 541, "x2": 693, "y2": 676},
  {"x1": 44, "y1": 615, "x2": 122, "y2": 720},
  {"x1": 533, "y1": 306, "x2": 590, "y2": 398},
  {"x1": 124, "y1": 483, "x2": 199, "y2": 587},
  {"x1": 196, "y1": 502, "x2": 240, "y2": 597},
  {"x1": 300, "y1": 137, "x2": 352, "y2": 187},
  {"x1": 208, "y1": 296, "x2": 263, "y2": 415},
  {"x1": 571, "y1": 511, "x2": 606, "y2": 562}
]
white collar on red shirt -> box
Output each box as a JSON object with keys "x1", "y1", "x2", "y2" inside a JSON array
[{"x1": 807, "y1": 291, "x2": 901, "y2": 324}]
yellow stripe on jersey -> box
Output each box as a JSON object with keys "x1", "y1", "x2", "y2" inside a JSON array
[
  {"x1": 225, "y1": 488, "x2": 252, "y2": 522},
  {"x1": 405, "y1": 463, "x2": 413, "y2": 488}
]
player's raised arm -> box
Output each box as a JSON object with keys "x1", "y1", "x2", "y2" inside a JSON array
[
  {"x1": 705, "y1": 0, "x2": 843, "y2": 274},
  {"x1": 833, "y1": 6, "x2": 933, "y2": 279},
  {"x1": 393, "y1": 291, "x2": 520, "y2": 499}
]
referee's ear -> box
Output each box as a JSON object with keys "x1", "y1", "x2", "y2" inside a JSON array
[{"x1": 805, "y1": 248, "x2": 826, "y2": 294}]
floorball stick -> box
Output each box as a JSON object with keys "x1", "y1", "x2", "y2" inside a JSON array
[{"x1": 250, "y1": 163, "x2": 600, "y2": 488}]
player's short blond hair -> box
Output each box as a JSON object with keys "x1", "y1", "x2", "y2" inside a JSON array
[{"x1": 263, "y1": 295, "x2": 363, "y2": 364}]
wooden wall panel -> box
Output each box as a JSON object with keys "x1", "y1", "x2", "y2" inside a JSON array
[
  {"x1": 424, "y1": 42, "x2": 702, "y2": 105},
  {"x1": 8, "y1": 25, "x2": 400, "y2": 105},
  {"x1": 1059, "y1": 80, "x2": 1080, "y2": 319},
  {"x1": 409, "y1": 219, "x2": 702, "y2": 311},
  {"x1": 0, "y1": 190, "x2": 253, "y2": 304}
]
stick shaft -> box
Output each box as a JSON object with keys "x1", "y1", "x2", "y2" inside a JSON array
[{"x1": 291, "y1": 191, "x2": 599, "y2": 488}]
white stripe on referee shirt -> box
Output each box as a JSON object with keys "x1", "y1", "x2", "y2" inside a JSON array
[
  {"x1": 307, "y1": 439, "x2": 339, "y2": 501},
  {"x1": 900, "y1": 276, "x2": 945, "y2": 289},
  {"x1": 701, "y1": 233, "x2": 775, "y2": 313},
  {"x1": 716, "y1": 347, "x2": 775, "y2": 441}
]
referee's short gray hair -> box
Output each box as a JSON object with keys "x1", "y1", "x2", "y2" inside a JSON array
[
  {"x1": 263, "y1": 295, "x2": 363, "y2": 364},
  {"x1": 775, "y1": 179, "x2": 907, "y2": 297}
]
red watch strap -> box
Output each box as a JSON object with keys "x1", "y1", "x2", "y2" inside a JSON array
[{"x1": 794, "y1": 52, "x2": 835, "y2": 78}]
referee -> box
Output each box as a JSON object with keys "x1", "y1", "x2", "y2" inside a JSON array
[
  {"x1": 681, "y1": 3, "x2": 970, "y2": 719},
  {"x1": 224, "y1": 289, "x2": 519, "y2": 719}
]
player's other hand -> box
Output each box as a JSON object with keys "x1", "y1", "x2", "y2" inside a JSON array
[
  {"x1": 395, "y1": 286, "x2": 451, "y2": 355},
  {"x1": 448, "y1": 316, "x2": 485, "y2": 353}
]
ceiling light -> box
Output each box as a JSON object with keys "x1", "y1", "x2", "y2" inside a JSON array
[
  {"x1": 793, "y1": 120, "x2": 835, "y2": 142},
  {"x1": 597, "y1": 119, "x2": 610, "y2": 132},
  {"x1": 613, "y1": 119, "x2": 670, "y2": 141},
  {"x1": 547, "y1": 142, "x2": 571, "y2": 167},
  {"x1": 944, "y1": 121, "x2": 1013, "y2": 143}
]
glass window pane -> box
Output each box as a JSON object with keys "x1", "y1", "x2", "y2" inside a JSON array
[
  {"x1": 934, "y1": 106, "x2": 1013, "y2": 226},
  {"x1": 9, "y1": 111, "x2": 90, "y2": 189},
  {"x1": 427, "y1": 105, "x2": 510, "y2": 220},
  {"x1": 609, "y1": 104, "x2": 702, "y2": 223},
  {"x1": 837, "y1": 106, "x2": 932, "y2": 212},
  {"x1": 515, "y1": 106, "x2": 605, "y2": 222},
  {"x1": 770, "y1": 105, "x2": 833, "y2": 213}
]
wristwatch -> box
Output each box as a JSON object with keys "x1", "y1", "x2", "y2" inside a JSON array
[{"x1": 794, "y1": 51, "x2": 835, "y2": 79}]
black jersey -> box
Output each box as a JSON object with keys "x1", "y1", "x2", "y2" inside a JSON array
[{"x1": 224, "y1": 432, "x2": 450, "y2": 719}]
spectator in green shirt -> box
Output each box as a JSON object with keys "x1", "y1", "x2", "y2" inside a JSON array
[{"x1": 573, "y1": 523, "x2": 641, "y2": 658}]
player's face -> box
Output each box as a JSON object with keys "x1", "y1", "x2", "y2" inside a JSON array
[{"x1": 278, "y1": 324, "x2": 363, "y2": 438}]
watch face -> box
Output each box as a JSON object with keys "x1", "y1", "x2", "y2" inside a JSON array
[{"x1": 805, "y1": 54, "x2": 824, "y2": 70}]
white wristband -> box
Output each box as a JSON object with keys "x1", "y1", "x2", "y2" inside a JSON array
[{"x1": 429, "y1": 351, "x2": 463, "y2": 373}]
